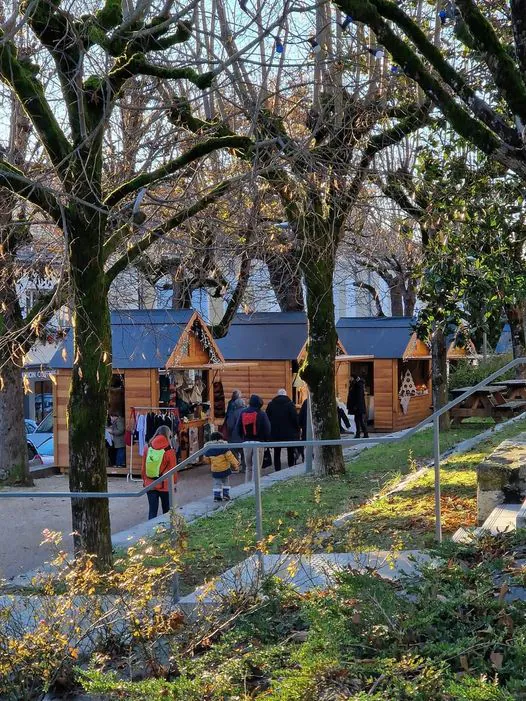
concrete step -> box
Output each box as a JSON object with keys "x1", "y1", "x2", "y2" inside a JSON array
[
  {"x1": 178, "y1": 551, "x2": 434, "y2": 608},
  {"x1": 481, "y1": 504, "x2": 521, "y2": 534}
]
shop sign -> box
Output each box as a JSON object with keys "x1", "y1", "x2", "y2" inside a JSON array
[{"x1": 23, "y1": 370, "x2": 55, "y2": 380}]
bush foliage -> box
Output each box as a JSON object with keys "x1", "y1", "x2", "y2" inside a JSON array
[{"x1": 449, "y1": 355, "x2": 514, "y2": 391}]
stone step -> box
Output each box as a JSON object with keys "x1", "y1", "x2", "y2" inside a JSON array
[
  {"x1": 481, "y1": 503, "x2": 521, "y2": 534},
  {"x1": 178, "y1": 551, "x2": 434, "y2": 608}
]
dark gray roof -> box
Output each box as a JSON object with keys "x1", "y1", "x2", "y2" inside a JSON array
[
  {"x1": 496, "y1": 324, "x2": 511, "y2": 354},
  {"x1": 336, "y1": 317, "x2": 416, "y2": 359},
  {"x1": 216, "y1": 312, "x2": 308, "y2": 360},
  {"x1": 50, "y1": 309, "x2": 194, "y2": 369}
]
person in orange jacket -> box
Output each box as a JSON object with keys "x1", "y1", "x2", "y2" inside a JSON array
[{"x1": 141, "y1": 425, "x2": 177, "y2": 519}]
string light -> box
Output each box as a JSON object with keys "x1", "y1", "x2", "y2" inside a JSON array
[
  {"x1": 275, "y1": 37, "x2": 284, "y2": 53},
  {"x1": 308, "y1": 37, "x2": 322, "y2": 54},
  {"x1": 340, "y1": 15, "x2": 353, "y2": 31}
]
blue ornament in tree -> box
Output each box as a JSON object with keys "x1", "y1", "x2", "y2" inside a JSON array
[
  {"x1": 367, "y1": 46, "x2": 385, "y2": 60},
  {"x1": 275, "y1": 37, "x2": 284, "y2": 53},
  {"x1": 390, "y1": 65, "x2": 401, "y2": 75},
  {"x1": 438, "y1": 9, "x2": 447, "y2": 24},
  {"x1": 340, "y1": 15, "x2": 353, "y2": 31},
  {"x1": 308, "y1": 37, "x2": 322, "y2": 54}
]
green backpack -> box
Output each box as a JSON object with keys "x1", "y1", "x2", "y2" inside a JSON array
[{"x1": 145, "y1": 446, "x2": 165, "y2": 479}]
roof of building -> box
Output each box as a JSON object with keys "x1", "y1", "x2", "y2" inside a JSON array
[
  {"x1": 496, "y1": 323, "x2": 511, "y2": 354},
  {"x1": 50, "y1": 309, "x2": 195, "y2": 369},
  {"x1": 216, "y1": 312, "x2": 308, "y2": 360},
  {"x1": 336, "y1": 316, "x2": 417, "y2": 359}
]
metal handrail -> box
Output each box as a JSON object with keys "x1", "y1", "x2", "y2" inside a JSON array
[
  {"x1": 3, "y1": 356, "x2": 526, "y2": 603},
  {"x1": 1, "y1": 355, "x2": 524, "y2": 500}
]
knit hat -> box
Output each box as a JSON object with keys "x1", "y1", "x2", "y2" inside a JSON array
[{"x1": 249, "y1": 394, "x2": 263, "y2": 409}]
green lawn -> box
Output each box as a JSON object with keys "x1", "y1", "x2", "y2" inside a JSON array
[
  {"x1": 139, "y1": 422, "x2": 516, "y2": 592},
  {"x1": 331, "y1": 419, "x2": 526, "y2": 552}
]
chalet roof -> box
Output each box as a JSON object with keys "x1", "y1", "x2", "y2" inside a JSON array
[
  {"x1": 50, "y1": 309, "x2": 195, "y2": 369},
  {"x1": 216, "y1": 312, "x2": 308, "y2": 361},
  {"x1": 336, "y1": 317, "x2": 418, "y2": 359}
]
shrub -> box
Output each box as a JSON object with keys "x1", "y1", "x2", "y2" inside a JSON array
[{"x1": 449, "y1": 354, "x2": 514, "y2": 391}]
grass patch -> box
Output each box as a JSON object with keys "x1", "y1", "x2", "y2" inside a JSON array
[
  {"x1": 133, "y1": 422, "x2": 511, "y2": 593},
  {"x1": 80, "y1": 533, "x2": 526, "y2": 700},
  {"x1": 333, "y1": 419, "x2": 526, "y2": 552}
]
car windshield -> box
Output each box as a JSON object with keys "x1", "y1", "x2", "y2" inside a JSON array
[{"x1": 35, "y1": 412, "x2": 53, "y2": 433}]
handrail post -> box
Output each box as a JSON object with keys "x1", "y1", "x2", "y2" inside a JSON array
[
  {"x1": 433, "y1": 415, "x2": 442, "y2": 543},
  {"x1": 253, "y1": 446, "x2": 264, "y2": 574},
  {"x1": 168, "y1": 472, "x2": 180, "y2": 603},
  {"x1": 305, "y1": 394, "x2": 313, "y2": 474}
]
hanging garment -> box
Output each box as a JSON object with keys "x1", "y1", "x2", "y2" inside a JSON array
[
  {"x1": 213, "y1": 381, "x2": 226, "y2": 418},
  {"x1": 145, "y1": 412, "x2": 156, "y2": 442},
  {"x1": 188, "y1": 426, "x2": 199, "y2": 455},
  {"x1": 136, "y1": 413, "x2": 146, "y2": 456},
  {"x1": 159, "y1": 375, "x2": 171, "y2": 404}
]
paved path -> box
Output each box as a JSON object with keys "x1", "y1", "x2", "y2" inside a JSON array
[{"x1": 0, "y1": 464, "x2": 253, "y2": 580}]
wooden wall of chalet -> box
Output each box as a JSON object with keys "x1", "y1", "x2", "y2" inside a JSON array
[
  {"x1": 219, "y1": 361, "x2": 292, "y2": 409},
  {"x1": 53, "y1": 367, "x2": 159, "y2": 473},
  {"x1": 372, "y1": 359, "x2": 433, "y2": 432},
  {"x1": 335, "y1": 361, "x2": 350, "y2": 402},
  {"x1": 54, "y1": 370, "x2": 70, "y2": 469}
]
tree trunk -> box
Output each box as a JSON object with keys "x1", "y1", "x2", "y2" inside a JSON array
[
  {"x1": 505, "y1": 303, "x2": 526, "y2": 377},
  {"x1": 431, "y1": 327, "x2": 450, "y2": 431},
  {"x1": 267, "y1": 254, "x2": 305, "y2": 312},
  {"x1": 390, "y1": 284, "x2": 404, "y2": 316},
  {"x1": 0, "y1": 352, "x2": 32, "y2": 484},
  {"x1": 300, "y1": 247, "x2": 345, "y2": 476},
  {"x1": 68, "y1": 222, "x2": 113, "y2": 570},
  {"x1": 0, "y1": 246, "x2": 31, "y2": 485},
  {"x1": 403, "y1": 285, "x2": 417, "y2": 317}
]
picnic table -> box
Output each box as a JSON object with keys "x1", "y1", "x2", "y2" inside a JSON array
[
  {"x1": 450, "y1": 384, "x2": 526, "y2": 424},
  {"x1": 496, "y1": 379, "x2": 526, "y2": 400}
]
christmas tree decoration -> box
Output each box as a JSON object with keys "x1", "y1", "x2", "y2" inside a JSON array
[
  {"x1": 275, "y1": 37, "x2": 284, "y2": 53},
  {"x1": 308, "y1": 37, "x2": 322, "y2": 54},
  {"x1": 390, "y1": 64, "x2": 402, "y2": 75},
  {"x1": 340, "y1": 15, "x2": 353, "y2": 31},
  {"x1": 367, "y1": 46, "x2": 385, "y2": 59},
  {"x1": 438, "y1": 9, "x2": 447, "y2": 25}
]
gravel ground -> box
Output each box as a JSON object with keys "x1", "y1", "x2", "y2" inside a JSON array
[{"x1": 0, "y1": 463, "x2": 251, "y2": 580}]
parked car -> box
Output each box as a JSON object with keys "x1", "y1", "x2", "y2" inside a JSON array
[
  {"x1": 25, "y1": 419, "x2": 38, "y2": 434},
  {"x1": 28, "y1": 441, "x2": 43, "y2": 468},
  {"x1": 28, "y1": 412, "x2": 54, "y2": 457}
]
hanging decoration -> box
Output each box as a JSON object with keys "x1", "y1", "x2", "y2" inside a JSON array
[
  {"x1": 275, "y1": 36, "x2": 284, "y2": 54},
  {"x1": 438, "y1": 9, "x2": 447, "y2": 24},
  {"x1": 390, "y1": 65, "x2": 402, "y2": 75},
  {"x1": 340, "y1": 15, "x2": 353, "y2": 31},
  {"x1": 398, "y1": 369, "x2": 417, "y2": 414},
  {"x1": 190, "y1": 320, "x2": 222, "y2": 365},
  {"x1": 367, "y1": 46, "x2": 385, "y2": 60},
  {"x1": 308, "y1": 37, "x2": 322, "y2": 54}
]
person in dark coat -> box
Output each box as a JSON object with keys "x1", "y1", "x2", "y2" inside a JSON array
[
  {"x1": 347, "y1": 374, "x2": 368, "y2": 438},
  {"x1": 266, "y1": 389, "x2": 300, "y2": 470},
  {"x1": 298, "y1": 398, "x2": 308, "y2": 461},
  {"x1": 226, "y1": 396, "x2": 246, "y2": 471},
  {"x1": 236, "y1": 394, "x2": 271, "y2": 476}
]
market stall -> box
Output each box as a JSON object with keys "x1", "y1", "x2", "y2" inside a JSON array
[
  {"x1": 49, "y1": 309, "x2": 227, "y2": 475},
  {"x1": 216, "y1": 312, "x2": 348, "y2": 409},
  {"x1": 336, "y1": 317, "x2": 433, "y2": 432}
]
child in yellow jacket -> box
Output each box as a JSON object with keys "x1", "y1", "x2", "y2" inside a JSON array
[{"x1": 204, "y1": 431, "x2": 240, "y2": 502}]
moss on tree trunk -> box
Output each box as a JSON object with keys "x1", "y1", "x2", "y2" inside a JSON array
[
  {"x1": 68, "y1": 217, "x2": 113, "y2": 571},
  {"x1": 300, "y1": 248, "x2": 345, "y2": 476},
  {"x1": 0, "y1": 352, "x2": 32, "y2": 485}
]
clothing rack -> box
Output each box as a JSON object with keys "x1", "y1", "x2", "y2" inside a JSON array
[{"x1": 127, "y1": 406, "x2": 180, "y2": 482}]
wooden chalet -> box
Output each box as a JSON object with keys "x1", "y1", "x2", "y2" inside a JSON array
[
  {"x1": 216, "y1": 312, "x2": 348, "y2": 408},
  {"x1": 49, "y1": 309, "x2": 228, "y2": 475},
  {"x1": 336, "y1": 317, "x2": 433, "y2": 432}
]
